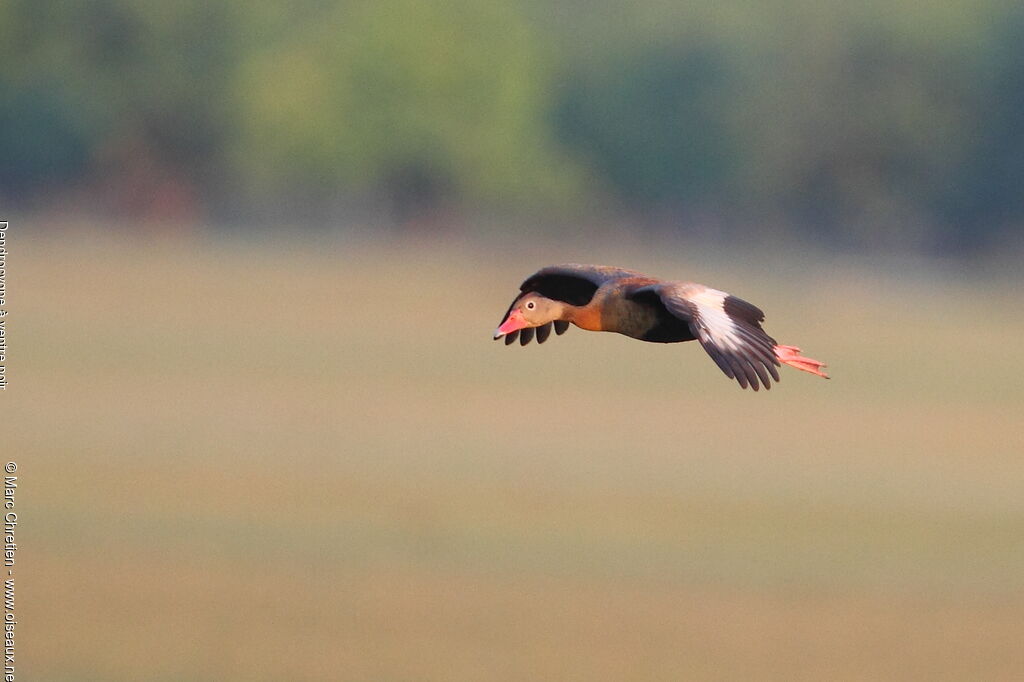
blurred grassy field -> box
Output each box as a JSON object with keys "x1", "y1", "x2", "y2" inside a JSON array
[{"x1": 12, "y1": 229, "x2": 1024, "y2": 680}]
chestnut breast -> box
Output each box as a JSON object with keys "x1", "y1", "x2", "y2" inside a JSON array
[{"x1": 587, "y1": 277, "x2": 661, "y2": 338}]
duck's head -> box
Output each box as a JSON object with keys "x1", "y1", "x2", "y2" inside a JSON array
[{"x1": 493, "y1": 293, "x2": 563, "y2": 339}]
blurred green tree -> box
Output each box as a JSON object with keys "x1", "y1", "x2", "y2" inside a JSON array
[
  {"x1": 232, "y1": 0, "x2": 583, "y2": 216},
  {"x1": 554, "y1": 45, "x2": 736, "y2": 207},
  {"x1": 0, "y1": 0, "x2": 241, "y2": 217},
  {"x1": 945, "y1": 6, "x2": 1024, "y2": 250}
]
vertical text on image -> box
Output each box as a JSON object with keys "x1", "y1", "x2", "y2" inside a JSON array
[
  {"x1": 0, "y1": 220, "x2": 7, "y2": 390},
  {"x1": 2, "y1": 462, "x2": 15, "y2": 682}
]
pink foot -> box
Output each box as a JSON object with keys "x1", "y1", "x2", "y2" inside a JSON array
[{"x1": 775, "y1": 344, "x2": 830, "y2": 379}]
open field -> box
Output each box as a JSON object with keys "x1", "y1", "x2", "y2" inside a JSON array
[{"x1": 11, "y1": 230, "x2": 1024, "y2": 680}]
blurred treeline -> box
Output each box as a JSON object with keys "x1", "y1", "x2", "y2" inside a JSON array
[{"x1": 2, "y1": 0, "x2": 1023, "y2": 251}]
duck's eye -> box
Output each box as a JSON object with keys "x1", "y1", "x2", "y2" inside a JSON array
[{"x1": 526, "y1": 301, "x2": 536, "y2": 310}]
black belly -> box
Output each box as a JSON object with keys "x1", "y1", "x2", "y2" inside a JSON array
[{"x1": 640, "y1": 312, "x2": 696, "y2": 343}]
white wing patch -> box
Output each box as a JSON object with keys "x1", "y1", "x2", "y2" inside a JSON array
[
  {"x1": 688, "y1": 288, "x2": 743, "y2": 351},
  {"x1": 655, "y1": 282, "x2": 779, "y2": 390}
]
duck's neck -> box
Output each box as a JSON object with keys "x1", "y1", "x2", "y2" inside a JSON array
[{"x1": 562, "y1": 301, "x2": 603, "y2": 332}]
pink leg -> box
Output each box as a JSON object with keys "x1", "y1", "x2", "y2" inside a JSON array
[{"x1": 775, "y1": 344, "x2": 829, "y2": 379}]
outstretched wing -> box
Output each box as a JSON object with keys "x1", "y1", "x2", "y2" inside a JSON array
[
  {"x1": 496, "y1": 264, "x2": 640, "y2": 346},
  {"x1": 629, "y1": 282, "x2": 781, "y2": 390},
  {"x1": 519, "y1": 264, "x2": 644, "y2": 304}
]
